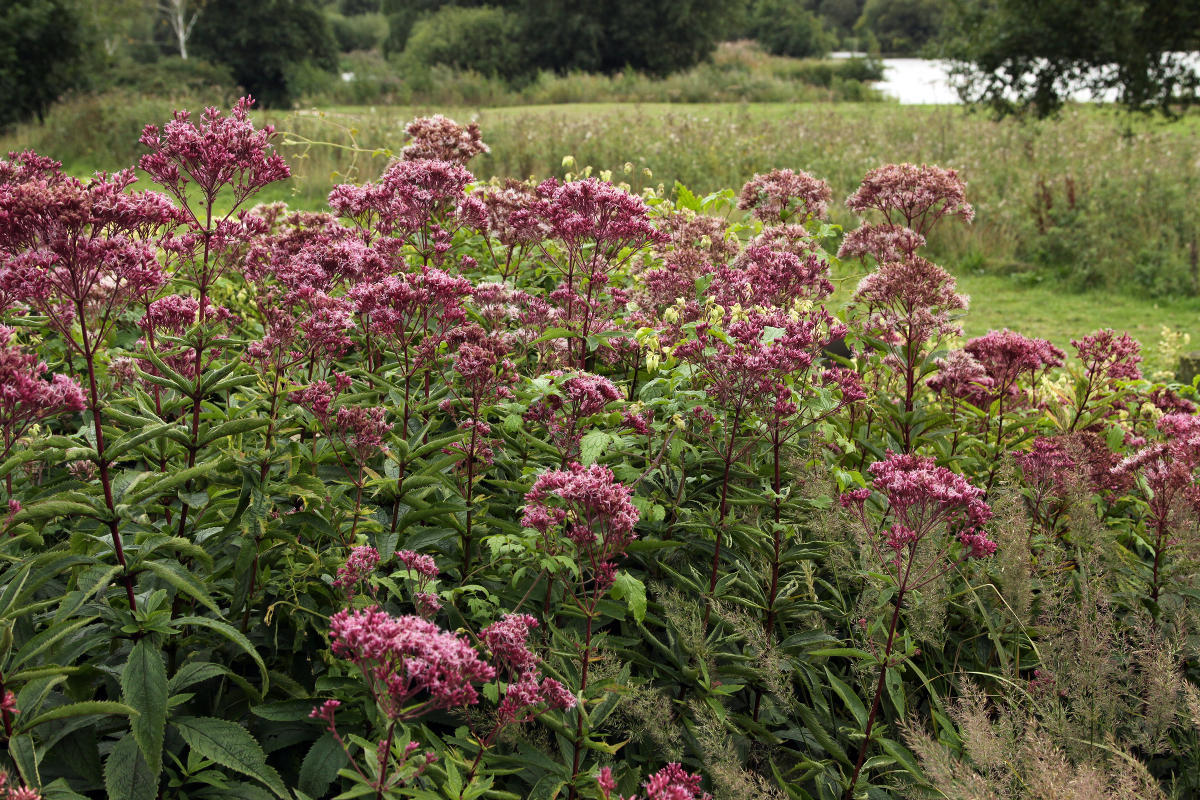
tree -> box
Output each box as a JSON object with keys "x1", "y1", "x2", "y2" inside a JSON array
[
  {"x1": 748, "y1": 0, "x2": 835, "y2": 59},
  {"x1": 0, "y1": 0, "x2": 89, "y2": 129},
  {"x1": 518, "y1": 0, "x2": 734, "y2": 76},
  {"x1": 158, "y1": 0, "x2": 203, "y2": 60},
  {"x1": 945, "y1": 0, "x2": 1200, "y2": 116},
  {"x1": 191, "y1": 0, "x2": 338, "y2": 107},
  {"x1": 856, "y1": 0, "x2": 944, "y2": 55}
]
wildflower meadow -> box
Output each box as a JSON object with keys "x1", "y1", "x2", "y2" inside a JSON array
[{"x1": 0, "y1": 100, "x2": 1196, "y2": 800}]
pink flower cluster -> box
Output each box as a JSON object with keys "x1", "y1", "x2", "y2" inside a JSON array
[
  {"x1": 843, "y1": 452, "x2": 996, "y2": 568},
  {"x1": 737, "y1": 168, "x2": 832, "y2": 224},
  {"x1": 522, "y1": 463, "x2": 639, "y2": 588},
  {"x1": 332, "y1": 545, "x2": 380, "y2": 594},
  {"x1": 402, "y1": 115, "x2": 490, "y2": 164},
  {"x1": 837, "y1": 222, "x2": 926, "y2": 263},
  {"x1": 846, "y1": 163, "x2": 974, "y2": 236},
  {"x1": 957, "y1": 329, "x2": 1064, "y2": 408},
  {"x1": 852, "y1": 256, "x2": 967, "y2": 348},
  {"x1": 329, "y1": 606, "x2": 496, "y2": 720},
  {"x1": 0, "y1": 771, "x2": 39, "y2": 800},
  {"x1": 597, "y1": 763, "x2": 712, "y2": 800},
  {"x1": 524, "y1": 371, "x2": 623, "y2": 459},
  {"x1": 711, "y1": 244, "x2": 833, "y2": 308},
  {"x1": 0, "y1": 169, "x2": 176, "y2": 349},
  {"x1": 395, "y1": 549, "x2": 440, "y2": 616},
  {"x1": 1015, "y1": 437, "x2": 1076, "y2": 494},
  {"x1": 0, "y1": 327, "x2": 85, "y2": 457},
  {"x1": 479, "y1": 614, "x2": 575, "y2": 724},
  {"x1": 1072, "y1": 328, "x2": 1142, "y2": 386},
  {"x1": 926, "y1": 349, "x2": 994, "y2": 407},
  {"x1": 541, "y1": 177, "x2": 664, "y2": 257},
  {"x1": 138, "y1": 96, "x2": 290, "y2": 208}
]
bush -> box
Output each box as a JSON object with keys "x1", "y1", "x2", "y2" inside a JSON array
[
  {"x1": 857, "y1": 0, "x2": 945, "y2": 54},
  {"x1": 748, "y1": 0, "x2": 836, "y2": 58},
  {"x1": 95, "y1": 57, "x2": 236, "y2": 97},
  {"x1": 0, "y1": 0, "x2": 89, "y2": 129},
  {"x1": 399, "y1": 5, "x2": 527, "y2": 81},
  {"x1": 327, "y1": 10, "x2": 388, "y2": 52},
  {"x1": 192, "y1": 0, "x2": 339, "y2": 107}
]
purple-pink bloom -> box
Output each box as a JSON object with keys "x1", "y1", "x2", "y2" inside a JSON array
[
  {"x1": 402, "y1": 115, "x2": 490, "y2": 164},
  {"x1": 738, "y1": 168, "x2": 832, "y2": 224},
  {"x1": 328, "y1": 605, "x2": 496, "y2": 720},
  {"x1": 846, "y1": 163, "x2": 974, "y2": 236},
  {"x1": 0, "y1": 326, "x2": 85, "y2": 459}
]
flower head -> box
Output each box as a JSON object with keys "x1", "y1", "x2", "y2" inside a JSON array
[
  {"x1": 139, "y1": 96, "x2": 290, "y2": 206},
  {"x1": 328, "y1": 606, "x2": 496, "y2": 720},
  {"x1": 846, "y1": 163, "x2": 973, "y2": 236},
  {"x1": 402, "y1": 115, "x2": 490, "y2": 164},
  {"x1": 738, "y1": 168, "x2": 832, "y2": 224}
]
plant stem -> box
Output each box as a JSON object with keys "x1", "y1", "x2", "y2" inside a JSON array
[{"x1": 844, "y1": 588, "x2": 904, "y2": 800}]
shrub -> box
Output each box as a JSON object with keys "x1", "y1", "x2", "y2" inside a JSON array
[
  {"x1": 398, "y1": 5, "x2": 527, "y2": 81},
  {"x1": 327, "y1": 10, "x2": 388, "y2": 52}
]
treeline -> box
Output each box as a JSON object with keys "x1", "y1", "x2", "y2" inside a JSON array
[{"x1": 1, "y1": 0, "x2": 939, "y2": 129}]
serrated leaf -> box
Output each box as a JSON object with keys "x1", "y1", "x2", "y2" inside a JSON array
[
  {"x1": 298, "y1": 733, "x2": 345, "y2": 799},
  {"x1": 172, "y1": 716, "x2": 288, "y2": 798},
  {"x1": 105, "y1": 734, "x2": 156, "y2": 800},
  {"x1": 610, "y1": 572, "x2": 646, "y2": 623},
  {"x1": 122, "y1": 640, "x2": 167, "y2": 775},
  {"x1": 142, "y1": 561, "x2": 220, "y2": 614},
  {"x1": 173, "y1": 616, "x2": 268, "y2": 692},
  {"x1": 579, "y1": 430, "x2": 612, "y2": 466}
]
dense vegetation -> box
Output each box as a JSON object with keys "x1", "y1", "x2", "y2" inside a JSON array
[
  {"x1": 0, "y1": 103, "x2": 1198, "y2": 800},
  {"x1": 6, "y1": 95, "x2": 1198, "y2": 302}
]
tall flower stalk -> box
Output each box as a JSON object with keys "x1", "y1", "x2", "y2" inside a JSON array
[{"x1": 839, "y1": 453, "x2": 995, "y2": 799}]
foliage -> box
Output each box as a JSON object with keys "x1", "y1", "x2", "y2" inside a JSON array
[
  {"x1": 945, "y1": 0, "x2": 1200, "y2": 117},
  {"x1": 326, "y1": 10, "x2": 389, "y2": 53},
  {"x1": 191, "y1": 0, "x2": 339, "y2": 107},
  {"x1": 746, "y1": 0, "x2": 836, "y2": 59},
  {"x1": 856, "y1": 0, "x2": 945, "y2": 55},
  {"x1": 517, "y1": 0, "x2": 733, "y2": 77},
  {"x1": 0, "y1": 0, "x2": 90, "y2": 130},
  {"x1": 398, "y1": 6, "x2": 527, "y2": 81},
  {"x1": 0, "y1": 101, "x2": 1198, "y2": 800}
]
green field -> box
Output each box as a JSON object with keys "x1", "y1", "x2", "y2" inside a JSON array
[{"x1": 5, "y1": 97, "x2": 1198, "y2": 371}]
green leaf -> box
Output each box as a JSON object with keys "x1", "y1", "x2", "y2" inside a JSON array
[
  {"x1": 105, "y1": 734, "x2": 157, "y2": 800},
  {"x1": 199, "y1": 417, "x2": 269, "y2": 448},
  {"x1": 172, "y1": 716, "x2": 289, "y2": 798},
  {"x1": 122, "y1": 640, "x2": 167, "y2": 775},
  {"x1": 168, "y1": 662, "x2": 233, "y2": 695},
  {"x1": 142, "y1": 560, "x2": 220, "y2": 614},
  {"x1": 825, "y1": 668, "x2": 867, "y2": 729},
  {"x1": 173, "y1": 616, "x2": 268, "y2": 692},
  {"x1": 12, "y1": 501, "x2": 100, "y2": 525},
  {"x1": 22, "y1": 700, "x2": 137, "y2": 731},
  {"x1": 610, "y1": 572, "x2": 647, "y2": 623},
  {"x1": 9, "y1": 733, "x2": 39, "y2": 788},
  {"x1": 106, "y1": 423, "x2": 182, "y2": 461},
  {"x1": 298, "y1": 733, "x2": 345, "y2": 799},
  {"x1": 124, "y1": 461, "x2": 221, "y2": 508},
  {"x1": 579, "y1": 430, "x2": 612, "y2": 466}
]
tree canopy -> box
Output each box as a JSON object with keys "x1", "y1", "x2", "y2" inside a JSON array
[
  {"x1": 946, "y1": 0, "x2": 1200, "y2": 116},
  {"x1": 0, "y1": 0, "x2": 89, "y2": 130}
]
